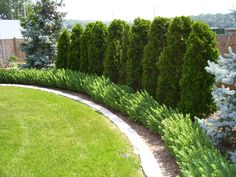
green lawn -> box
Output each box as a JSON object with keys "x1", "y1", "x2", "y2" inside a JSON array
[{"x1": 0, "y1": 87, "x2": 144, "y2": 177}]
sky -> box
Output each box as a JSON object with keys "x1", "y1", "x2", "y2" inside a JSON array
[{"x1": 62, "y1": 0, "x2": 236, "y2": 21}]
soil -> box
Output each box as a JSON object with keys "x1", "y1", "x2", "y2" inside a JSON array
[{"x1": 60, "y1": 89, "x2": 180, "y2": 177}]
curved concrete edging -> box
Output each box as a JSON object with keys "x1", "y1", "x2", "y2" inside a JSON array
[{"x1": 0, "y1": 84, "x2": 163, "y2": 177}]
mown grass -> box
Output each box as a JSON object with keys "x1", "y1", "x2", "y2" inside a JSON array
[{"x1": 0, "y1": 86, "x2": 144, "y2": 177}]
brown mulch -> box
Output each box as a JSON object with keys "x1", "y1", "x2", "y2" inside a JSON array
[
  {"x1": 57, "y1": 89, "x2": 180, "y2": 177},
  {"x1": 115, "y1": 112, "x2": 180, "y2": 177}
]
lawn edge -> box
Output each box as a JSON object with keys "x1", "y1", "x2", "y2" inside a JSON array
[{"x1": 0, "y1": 84, "x2": 163, "y2": 177}]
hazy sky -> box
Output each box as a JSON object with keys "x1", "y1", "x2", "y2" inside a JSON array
[{"x1": 63, "y1": 0, "x2": 236, "y2": 20}]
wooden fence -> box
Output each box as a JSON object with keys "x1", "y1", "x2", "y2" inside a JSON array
[
  {"x1": 0, "y1": 34, "x2": 235, "y2": 62},
  {"x1": 0, "y1": 38, "x2": 25, "y2": 62},
  {"x1": 217, "y1": 34, "x2": 236, "y2": 55}
]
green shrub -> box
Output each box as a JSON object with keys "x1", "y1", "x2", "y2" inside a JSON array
[
  {"x1": 9, "y1": 55, "x2": 19, "y2": 62},
  {"x1": 0, "y1": 68, "x2": 233, "y2": 176},
  {"x1": 67, "y1": 23, "x2": 83, "y2": 70},
  {"x1": 161, "y1": 115, "x2": 234, "y2": 176},
  {"x1": 127, "y1": 17, "x2": 150, "y2": 90},
  {"x1": 80, "y1": 23, "x2": 94, "y2": 73},
  {"x1": 178, "y1": 22, "x2": 219, "y2": 118},
  {"x1": 87, "y1": 21, "x2": 108, "y2": 75},
  {"x1": 142, "y1": 17, "x2": 170, "y2": 97},
  {"x1": 103, "y1": 19, "x2": 130, "y2": 83},
  {"x1": 56, "y1": 29, "x2": 70, "y2": 69},
  {"x1": 156, "y1": 16, "x2": 193, "y2": 108}
]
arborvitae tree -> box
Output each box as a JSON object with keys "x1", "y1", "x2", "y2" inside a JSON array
[
  {"x1": 119, "y1": 24, "x2": 130, "y2": 84},
  {"x1": 178, "y1": 22, "x2": 219, "y2": 118},
  {"x1": 67, "y1": 23, "x2": 83, "y2": 70},
  {"x1": 56, "y1": 29, "x2": 70, "y2": 69},
  {"x1": 87, "y1": 21, "x2": 108, "y2": 75},
  {"x1": 142, "y1": 17, "x2": 170, "y2": 97},
  {"x1": 103, "y1": 19, "x2": 130, "y2": 83},
  {"x1": 127, "y1": 17, "x2": 150, "y2": 90},
  {"x1": 79, "y1": 23, "x2": 94, "y2": 73},
  {"x1": 156, "y1": 16, "x2": 193, "y2": 108},
  {"x1": 20, "y1": 0, "x2": 64, "y2": 68}
]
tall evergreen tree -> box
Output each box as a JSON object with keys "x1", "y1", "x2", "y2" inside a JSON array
[
  {"x1": 118, "y1": 24, "x2": 130, "y2": 84},
  {"x1": 103, "y1": 19, "x2": 130, "y2": 83},
  {"x1": 56, "y1": 29, "x2": 70, "y2": 69},
  {"x1": 20, "y1": 0, "x2": 65, "y2": 68},
  {"x1": 127, "y1": 17, "x2": 150, "y2": 90},
  {"x1": 179, "y1": 22, "x2": 219, "y2": 118},
  {"x1": 142, "y1": 17, "x2": 170, "y2": 97},
  {"x1": 156, "y1": 16, "x2": 193, "y2": 107},
  {"x1": 79, "y1": 22, "x2": 94, "y2": 73},
  {"x1": 204, "y1": 47, "x2": 236, "y2": 150},
  {"x1": 67, "y1": 23, "x2": 83, "y2": 70},
  {"x1": 87, "y1": 21, "x2": 108, "y2": 75}
]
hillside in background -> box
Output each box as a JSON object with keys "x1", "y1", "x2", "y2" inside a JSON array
[
  {"x1": 64, "y1": 19, "x2": 132, "y2": 29},
  {"x1": 63, "y1": 20, "x2": 110, "y2": 29},
  {"x1": 190, "y1": 12, "x2": 236, "y2": 28},
  {"x1": 64, "y1": 12, "x2": 236, "y2": 29}
]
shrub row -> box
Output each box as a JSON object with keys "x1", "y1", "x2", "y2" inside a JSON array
[
  {"x1": 0, "y1": 68, "x2": 235, "y2": 176},
  {"x1": 57, "y1": 16, "x2": 218, "y2": 118}
]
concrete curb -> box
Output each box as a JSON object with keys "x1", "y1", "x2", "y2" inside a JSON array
[{"x1": 0, "y1": 84, "x2": 163, "y2": 177}]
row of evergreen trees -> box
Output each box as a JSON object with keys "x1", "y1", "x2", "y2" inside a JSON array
[{"x1": 56, "y1": 16, "x2": 219, "y2": 118}]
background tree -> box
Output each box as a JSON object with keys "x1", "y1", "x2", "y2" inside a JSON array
[
  {"x1": 103, "y1": 19, "x2": 130, "y2": 83},
  {"x1": 156, "y1": 16, "x2": 193, "y2": 107},
  {"x1": 0, "y1": 0, "x2": 11, "y2": 19},
  {"x1": 0, "y1": 0, "x2": 31, "y2": 19},
  {"x1": 87, "y1": 21, "x2": 108, "y2": 75},
  {"x1": 56, "y1": 29, "x2": 70, "y2": 69},
  {"x1": 127, "y1": 17, "x2": 150, "y2": 90},
  {"x1": 142, "y1": 17, "x2": 170, "y2": 97},
  {"x1": 67, "y1": 23, "x2": 83, "y2": 70},
  {"x1": 178, "y1": 22, "x2": 219, "y2": 118},
  {"x1": 20, "y1": 0, "x2": 65, "y2": 68},
  {"x1": 79, "y1": 22, "x2": 94, "y2": 73}
]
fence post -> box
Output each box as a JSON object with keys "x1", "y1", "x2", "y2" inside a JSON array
[
  {"x1": 0, "y1": 39, "x2": 3, "y2": 61},
  {"x1": 13, "y1": 37, "x2": 18, "y2": 58}
]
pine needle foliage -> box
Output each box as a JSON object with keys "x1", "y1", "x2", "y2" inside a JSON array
[
  {"x1": 142, "y1": 17, "x2": 170, "y2": 97},
  {"x1": 79, "y1": 23, "x2": 94, "y2": 73},
  {"x1": 87, "y1": 21, "x2": 108, "y2": 75},
  {"x1": 156, "y1": 16, "x2": 193, "y2": 108},
  {"x1": 179, "y1": 22, "x2": 219, "y2": 118},
  {"x1": 127, "y1": 17, "x2": 151, "y2": 90},
  {"x1": 103, "y1": 19, "x2": 130, "y2": 83},
  {"x1": 67, "y1": 23, "x2": 83, "y2": 70},
  {"x1": 56, "y1": 29, "x2": 70, "y2": 69}
]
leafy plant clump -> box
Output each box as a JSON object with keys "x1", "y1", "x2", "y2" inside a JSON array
[{"x1": 0, "y1": 68, "x2": 235, "y2": 176}]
